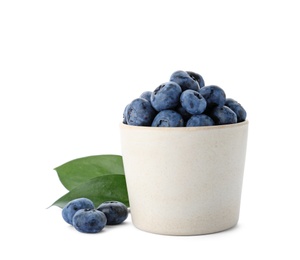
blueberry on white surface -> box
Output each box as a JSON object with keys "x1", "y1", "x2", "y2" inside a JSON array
[
  {"x1": 97, "y1": 201, "x2": 128, "y2": 225},
  {"x1": 72, "y1": 209, "x2": 107, "y2": 233},
  {"x1": 62, "y1": 198, "x2": 94, "y2": 225}
]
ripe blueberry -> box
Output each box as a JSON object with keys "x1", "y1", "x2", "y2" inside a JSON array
[
  {"x1": 140, "y1": 91, "x2": 152, "y2": 102},
  {"x1": 186, "y1": 114, "x2": 214, "y2": 127},
  {"x1": 150, "y1": 82, "x2": 182, "y2": 112},
  {"x1": 225, "y1": 98, "x2": 247, "y2": 122},
  {"x1": 180, "y1": 89, "x2": 207, "y2": 115},
  {"x1": 72, "y1": 209, "x2": 107, "y2": 233},
  {"x1": 186, "y1": 71, "x2": 205, "y2": 88},
  {"x1": 152, "y1": 110, "x2": 184, "y2": 127},
  {"x1": 125, "y1": 98, "x2": 156, "y2": 126},
  {"x1": 199, "y1": 85, "x2": 226, "y2": 108},
  {"x1": 122, "y1": 104, "x2": 129, "y2": 124},
  {"x1": 97, "y1": 201, "x2": 128, "y2": 225},
  {"x1": 62, "y1": 198, "x2": 94, "y2": 225},
  {"x1": 209, "y1": 106, "x2": 237, "y2": 125},
  {"x1": 170, "y1": 70, "x2": 200, "y2": 91}
]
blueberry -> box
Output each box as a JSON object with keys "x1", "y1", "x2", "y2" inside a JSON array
[
  {"x1": 97, "y1": 201, "x2": 128, "y2": 225},
  {"x1": 170, "y1": 70, "x2": 200, "y2": 91},
  {"x1": 140, "y1": 91, "x2": 152, "y2": 102},
  {"x1": 150, "y1": 82, "x2": 182, "y2": 111},
  {"x1": 186, "y1": 114, "x2": 214, "y2": 127},
  {"x1": 225, "y1": 98, "x2": 247, "y2": 122},
  {"x1": 180, "y1": 89, "x2": 207, "y2": 115},
  {"x1": 186, "y1": 71, "x2": 205, "y2": 88},
  {"x1": 209, "y1": 106, "x2": 237, "y2": 125},
  {"x1": 122, "y1": 104, "x2": 129, "y2": 124},
  {"x1": 62, "y1": 198, "x2": 94, "y2": 225},
  {"x1": 72, "y1": 209, "x2": 107, "y2": 233},
  {"x1": 199, "y1": 85, "x2": 226, "y2": 109},
  {"x1": 126, "y1": 98, "x2": 156, "y2": 126},
  {"x1": 175, "y1": 104, "x2": 192, "y2": 122},
  {"x1": 152, "y1": 110, "x2": 184, "y2": 127}
]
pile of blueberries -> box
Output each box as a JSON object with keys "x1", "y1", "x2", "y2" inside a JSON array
[
  {"x1": 62, "y1": 198, "x2": 128, "y2": 233},
  {"x1": 123, "y1": 70, "x2": 247, "y2": 127}
]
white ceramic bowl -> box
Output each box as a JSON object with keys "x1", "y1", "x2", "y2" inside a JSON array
[{"x1": 120, "y1": 121, "x2": 248, "y2": 235}]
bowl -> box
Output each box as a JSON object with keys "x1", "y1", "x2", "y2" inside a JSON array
[{"x1": 120, "y1": 120, "x2": 248, "y2": 235}]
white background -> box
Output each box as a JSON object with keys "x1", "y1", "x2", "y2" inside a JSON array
[{"x1": 1, "y1": 0, "x2": 299, "y2": 259}]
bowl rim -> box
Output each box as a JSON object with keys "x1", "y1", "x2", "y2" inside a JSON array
[{"x1": 120, "y1": 120, "x2": 248, "y2": 131}]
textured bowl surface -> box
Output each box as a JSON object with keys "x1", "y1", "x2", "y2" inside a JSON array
[{"x1": 120, "y1": 121, "x2": 248, "y2": 235}]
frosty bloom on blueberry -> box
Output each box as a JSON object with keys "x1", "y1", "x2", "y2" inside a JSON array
[
  {"x1": 61, "y1": 198, "x2": 128, "y2": 234},
  {"x1": 152, "y1": 110, "x2": 184, "y2": 127},
  {"x1": 170, "y1": 70, "x2": 200, "y2": 91},
  {"x1": 150, "y1": 82, "x2": 182, "y2": 112},
  {"x1": 186, "y1": 114, "x2": 214, "y2": 127},
  {"x1": 180, "y1": 89, "x2": 207, "y2": 115},
  {"x1": 62, "y1": 198, "x2": 94, "y2": 225},
  {"x1": 209, "y1": 106, "x2": 237, "y2": 125},
  {"x1": 140, "y1": 91, "x2": 152, "y2": 102},
  {"x1": 199, "y1": 85, "x2": 226, "y2": 109},
  {"x1": 73, "y1": 209, "x2": 107, "y2": 233},
  {"x1": 225, "y1": 98, "x2": 247, "y2": 122},
  {"x1": 124, "y1": 98, "x2": 156, "y2": 126},
  {"x1": 122, "y1": 70, "x2": 247, "y2": 127}
]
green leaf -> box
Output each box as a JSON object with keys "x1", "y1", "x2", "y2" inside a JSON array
[
  {"x1": 50, "y1": 174, "x2": 129, "y2": 209},
  {"x1": 54, "y1": 154, "x2": 124, "y2": 190}
]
